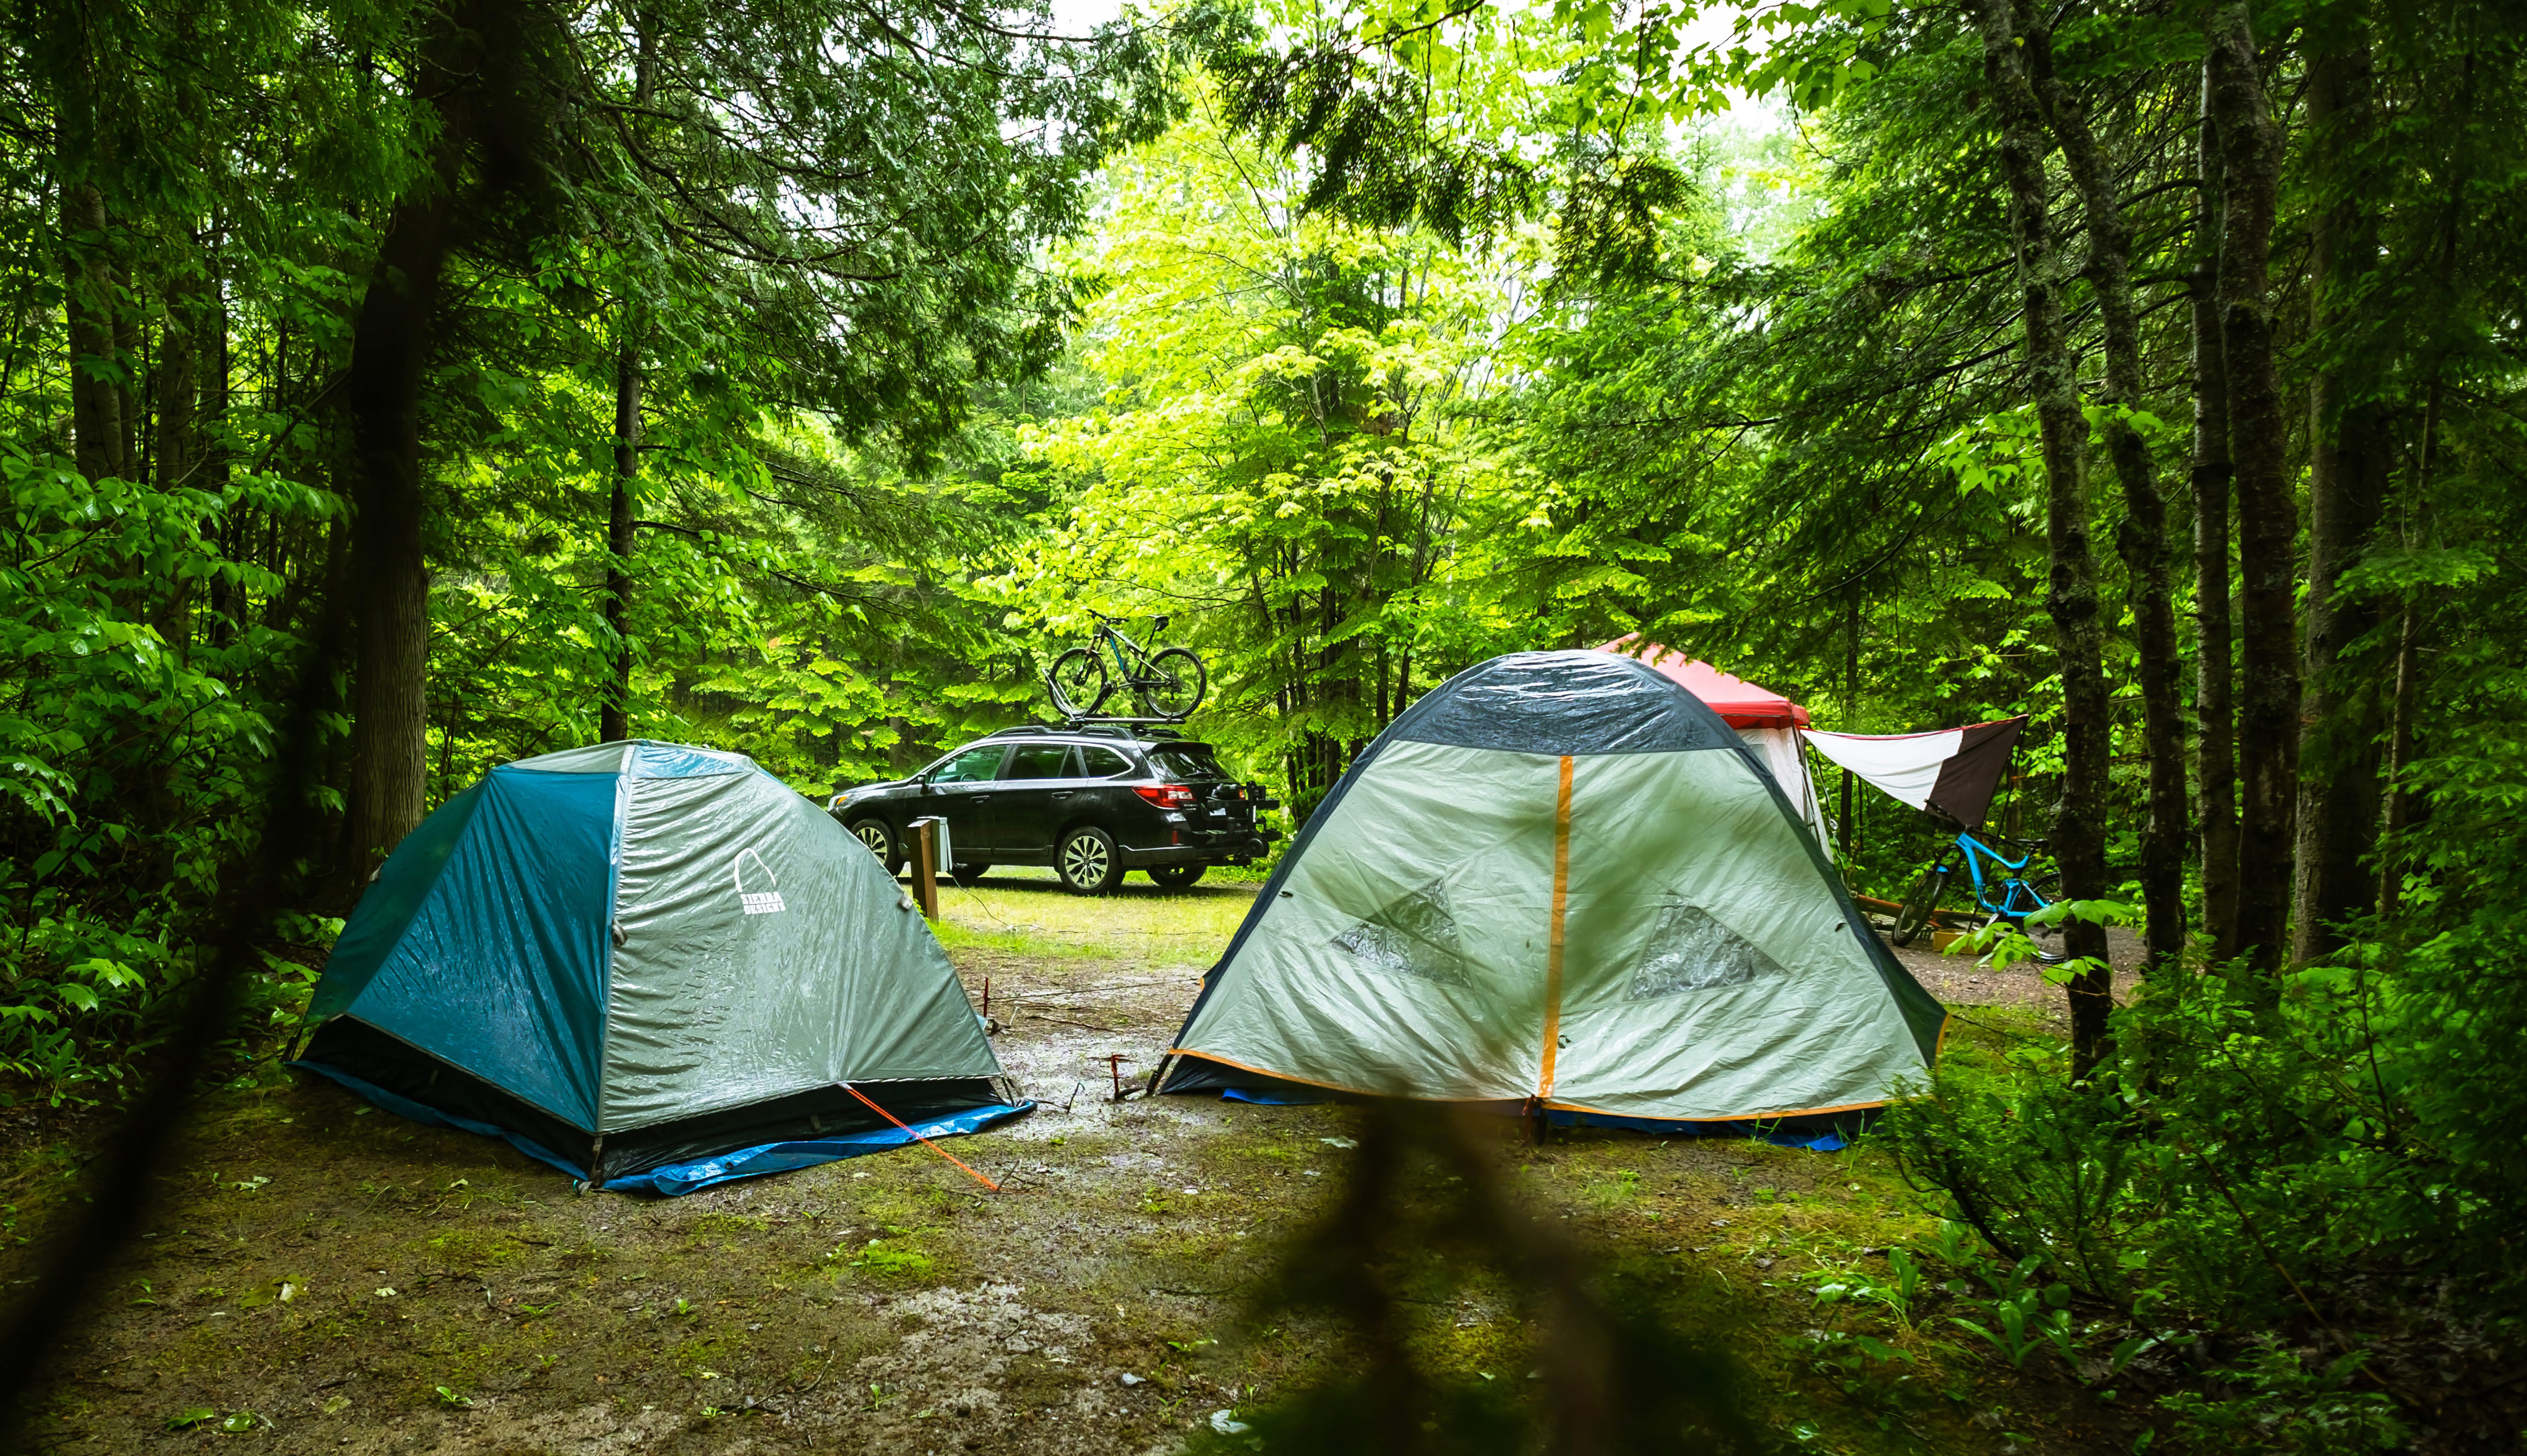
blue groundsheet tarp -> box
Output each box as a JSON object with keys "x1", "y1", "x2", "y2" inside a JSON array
[{"x1": 296, "y1": 1060, "x2": 1032, "y2": 1195}]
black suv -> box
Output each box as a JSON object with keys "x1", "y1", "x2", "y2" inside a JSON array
[{"x1": 827, "y1": 726, "x2": 1280, "y2": 894}]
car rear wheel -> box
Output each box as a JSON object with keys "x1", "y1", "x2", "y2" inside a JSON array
[
  {"x1": 1056, "y1": 826, "x2": 1121, "y2": 894},
  {"x1": 1146, "y1": 863, "x2": 1205, "y2": 889},
  {"x1": 849, "y1": 818, "x2": 904, "y2": 876},
  {"x1": 951, "y1": 863, "x2": 991, "y2": 887}
]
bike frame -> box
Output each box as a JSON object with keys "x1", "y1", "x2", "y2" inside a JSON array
[
  {"x1": 1943, "y1": 830, "x2": 2051, "y2": 922},
  {"x1": 1088, "y1": 612, "x2": 1164, "y2": 688}
]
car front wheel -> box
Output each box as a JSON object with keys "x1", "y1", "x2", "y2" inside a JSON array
[
  {"x1": 849, "y1": 818, "x2": 904, "y2": 876},
  {"x1": 1056, "y1": 826, "x2": 1121, "y2": 895}
]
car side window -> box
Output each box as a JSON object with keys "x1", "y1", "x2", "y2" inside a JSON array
[
  {"x1": 1077, "y1": 746, "x2": 1131, "y2": 778},
  {"x1": 928, "y1": 745, "x2": 1008, "y2": 784},
  {"x1": 1005, "y1": 743, "x2": 1070, "y2": 780}
]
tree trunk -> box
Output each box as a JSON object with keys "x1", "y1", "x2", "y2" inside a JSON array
[
  {"x1": 1839, "y1": 592, "x2": 1859, "y2": 863},
  {"x1": 1974, "y1": 0, "x2": 2113, "y2": 1074},
  {"x1": 2205, "y1": 2, "x2": 2298, "y2": 975},
  {"x1": 153, "y1": 271, "x2": 208, "y2": 648},
  {"x1": 336, "y1": 6, "x2": 497, "y2": 884},
  {"x1": 2291, "y1": 41, "x2": 2389, "y2": 963},
  {"x1": 601, "y1": 19, "x2": 656, "y2": 745},
  {"x1": 2029, "y1": 33, "x2": 2187, "y2": 975},
  {"x1": 60, "y1": 174, "x2": 126, "y2": 484},
  {"x1": 602, "y1": 323, "x2": 640, "y2": 743},
  {"x1": 206, "y1": 272, "x2": 237, "y2": 653},
  {"x1": 2190, "y1": 63, "x2": 2241, "y2": 963}
]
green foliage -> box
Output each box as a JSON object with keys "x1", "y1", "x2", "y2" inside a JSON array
[
  {"x1": 1004, "y1": 93, "x2": 1551, "y2": 809},
  {"x1": 2154, "y1": 1344, "x2": 2404, "y2": 1456},
  {"x1": 0, "y1": 448, "x2": 337, "y2": 1097}
]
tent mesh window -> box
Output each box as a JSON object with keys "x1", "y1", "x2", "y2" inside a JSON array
[
  {"x1": 1330, "y1": 879, "x2": 1471, "y2": 987},
  {"x1": 1626, "y1": 901, "x2": 1785, "y2": 998}
]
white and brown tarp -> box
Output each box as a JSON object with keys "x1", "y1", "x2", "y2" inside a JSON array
[{"x1": 1801, "y1": 716, "x2": 2028, "y2": 832}]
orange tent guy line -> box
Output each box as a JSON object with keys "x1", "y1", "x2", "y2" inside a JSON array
[{"x1": 844, "y1": 1083, "x2": 1001, "y2": 1192}]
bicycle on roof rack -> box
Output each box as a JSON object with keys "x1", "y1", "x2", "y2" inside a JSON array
[{"x1": 1044, "y1": 610, "x2": 1207, "y2": 721}]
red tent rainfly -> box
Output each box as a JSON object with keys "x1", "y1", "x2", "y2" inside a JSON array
[
  {"x1": 1801, "y1": 716, "x2": 2029, "y2": 833},
  {"x1": 1595, "y1": 636, "x2": 1829, "y2": 855},
  {"x1": 1599, "y1": 635, "x2": 1810, "y2": 728}
]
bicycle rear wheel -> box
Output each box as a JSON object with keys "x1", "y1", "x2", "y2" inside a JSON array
[
  {"x1": 1892, "y1": 866, "x2": 1946, "y2": 947},
  {"x1": 1135, "y1": 647, "x2": 1206, "y2": 718},
  {"x1": 1048, "y1": 647, "x2": 1109, "y2": 717}
]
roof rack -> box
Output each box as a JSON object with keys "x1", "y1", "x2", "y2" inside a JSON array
[{"x1": 981, "y1": 721, "x2": 1191, "y2": 742}]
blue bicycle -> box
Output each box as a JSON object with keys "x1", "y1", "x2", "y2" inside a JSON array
[{"x1": 1891, "y1": 829, "x2": 2065, "y2": 960}]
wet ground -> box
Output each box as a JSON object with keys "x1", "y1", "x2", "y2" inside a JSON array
[{"x1": 14, "y1": 871, "x2": 2133, "y2": 1455}]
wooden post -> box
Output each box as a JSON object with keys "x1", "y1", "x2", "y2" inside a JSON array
[{"x1": 911, "y1": 817, "x2": 941, "y2": 921}]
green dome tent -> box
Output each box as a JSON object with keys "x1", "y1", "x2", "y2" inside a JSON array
[
  {"x1": 295, "y1": 741, "x2": 1024, "y2": 1194},
  {"x1": 1156, "y1": 652, "x2": 1945, "y2": 1139}
]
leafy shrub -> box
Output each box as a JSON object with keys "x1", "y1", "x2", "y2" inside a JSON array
[{"x1": 1, "y1": 451, "x2": 337, "y2": 1101}]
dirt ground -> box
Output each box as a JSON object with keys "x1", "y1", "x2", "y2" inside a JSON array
[{"x1": 13, "y1": 871, "x2": 2134, "y2": 1456}]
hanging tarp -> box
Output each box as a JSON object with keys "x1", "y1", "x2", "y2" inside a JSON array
[{"x1": 1801, "y1": 716, "x2": 2027, "y2": 832}]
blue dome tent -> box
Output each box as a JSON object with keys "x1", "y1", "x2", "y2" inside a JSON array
[{"x1": 294, "y1": 741, "x2": 1026, "y2": 1194}]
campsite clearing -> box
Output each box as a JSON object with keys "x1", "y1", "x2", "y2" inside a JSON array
[{"x1": 14, "y1": 873, "x2": 2144, "y2": 1455}]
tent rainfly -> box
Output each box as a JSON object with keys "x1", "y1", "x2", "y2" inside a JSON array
[
  {"x1": 1156, "y1": 652, "x2": 1946, "y2": 1135},
  {"x1": 294, "y1": 740, "x2": 1025, "y2": 1195},
  {"x1": 1597, "y1": 636, "x2": 1833, "y2": 857}
]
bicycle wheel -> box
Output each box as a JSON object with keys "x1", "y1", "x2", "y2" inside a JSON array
[
  {"x1": 1892, "y1": 866, "x2": 1947, "y2": 947},
  {"x1": 2009, "y1": 871, "x2": 2068, "y2": 962},
  {"x1": 1047, "y1": 647, "x2": 1109, "y2": 717},
  {"x1": 1135, "y1": 646, "x2": 1207, "y2": 719}
]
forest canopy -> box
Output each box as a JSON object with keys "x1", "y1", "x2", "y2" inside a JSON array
[{"x1": 3, "y1": 0, "x2": 2524, "y2": 1444}]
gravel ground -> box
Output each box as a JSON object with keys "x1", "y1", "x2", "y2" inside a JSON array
[{"x1": 1881, "y1": 922, "x2": 2145, "y2": 1029}]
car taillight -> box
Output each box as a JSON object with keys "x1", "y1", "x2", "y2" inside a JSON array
[{"x1": 1134, "y1": 784, "x2": 1196, "y2": 808}]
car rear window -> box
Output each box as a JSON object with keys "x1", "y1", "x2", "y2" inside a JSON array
[
  {"x1": 1076, "y1": 745, "x2": 1132, "y2": 777},
  {"x1": 1005, "y1": 743, "x2": 1071, "y2": 779},
  {"x1": 1145, "y1": 744, "x2": 1229, "y2": 781}
]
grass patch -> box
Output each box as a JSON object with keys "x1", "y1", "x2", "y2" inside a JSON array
[{"x1": 929, "y1": 875, "x2": 1256, "y2": 962}]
